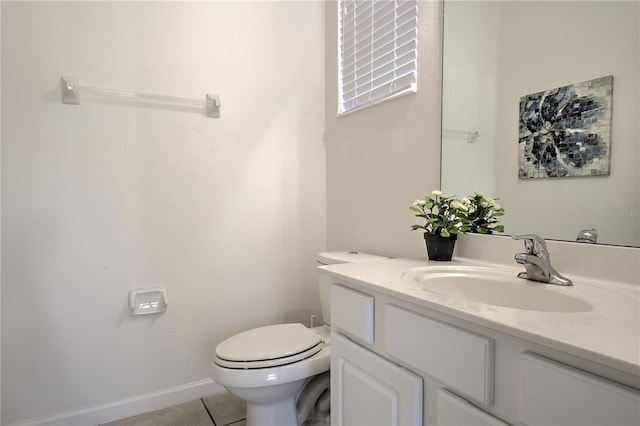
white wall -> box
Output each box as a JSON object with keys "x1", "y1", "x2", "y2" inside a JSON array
[
  {"x1": 1, "y1": 2, "x2": 325, "y2": 424},
  {"x1": 441, "y1": 0, "x2": 501, "y2": 198},
  {"x1": 325, "y1": 1, "x2": 444, "y2": 259}
]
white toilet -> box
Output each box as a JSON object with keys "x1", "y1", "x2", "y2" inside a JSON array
[{"x1": 210, "y1": 251, "x2": 387, "y2": 426}]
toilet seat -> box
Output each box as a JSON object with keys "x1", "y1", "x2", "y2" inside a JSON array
[{"x1": 215, "y1": 323, "x2": 323, "y2": 369}]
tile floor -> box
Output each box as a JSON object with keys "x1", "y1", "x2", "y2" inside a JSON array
[{"x1": 101, "y1": 392, "x2": 246, "y2": 426}]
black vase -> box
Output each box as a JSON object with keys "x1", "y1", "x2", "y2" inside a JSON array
[{"x1": 423, "y1": 233, "x2": 457, "y2": 261}]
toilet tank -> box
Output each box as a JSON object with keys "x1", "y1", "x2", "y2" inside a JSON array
[{"x1": 316, "y1": 251, "x2": 388, "y2": 326}]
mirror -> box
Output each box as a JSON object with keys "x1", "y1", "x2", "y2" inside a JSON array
[{"x1": 441, "y1": 1, "x2": 639, "y2": 247}]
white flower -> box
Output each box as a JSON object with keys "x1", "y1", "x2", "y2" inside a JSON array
[
  {"x1": 462, "y1": 197, "x2": 471, "y2": 205},
  {"x1": 450, "y1": 200, "x2": 468, "y2": 211},
  {"x1": 475, "y1": 191, "x2": 484, "y2": 197},
  {"x1": 412, "y1": 199, "x2": 426, "y2": 207},
  {"x1": 431, "y1": 190, "x2": 443, "y2": 197}
]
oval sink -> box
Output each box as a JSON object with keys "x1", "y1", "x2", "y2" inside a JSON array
[{"x1": 403, "y1": 266, "x2": 593, "y2": 313}]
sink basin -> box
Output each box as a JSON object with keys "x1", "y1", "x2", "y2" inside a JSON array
[{"x1": 403, "y1": 266, "x2": 593, "y2": 313}]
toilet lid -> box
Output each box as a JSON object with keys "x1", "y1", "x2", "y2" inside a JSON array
[{"x1": 215, "y1": 323, "x2": 323, "y2": 369}]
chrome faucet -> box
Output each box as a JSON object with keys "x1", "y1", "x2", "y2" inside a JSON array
[
  {"x1": 512, "y1": 234, "x2": 573, "y2": 286},
  {"x1": 576, "y1": 228, "x2": 598, "y2": 244}
]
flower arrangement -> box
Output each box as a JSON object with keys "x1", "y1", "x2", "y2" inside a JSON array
[
  {"x1": 410, "y1": 190, "x2": 505, "y2": 237},
  {"x1": 464, "y1": 191, "x2": 505, "y2": 234},
  {"x1": 409, "y1": 190, "x2": 468, "y2": 238}
]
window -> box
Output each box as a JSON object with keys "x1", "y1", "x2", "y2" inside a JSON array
[{"x1": 338, "y1": 0, "x2": 418, "y2": 115}]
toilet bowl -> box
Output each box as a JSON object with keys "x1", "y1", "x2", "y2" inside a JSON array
[
  {"x1": 210, "y1": 251, "x2": 388, "y2": 426},
  {"x1": 211, "y1": 323, "x2": 330, "y2": 425}
]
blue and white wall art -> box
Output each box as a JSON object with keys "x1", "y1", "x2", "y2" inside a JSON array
[{"x1": 518, "y1": 75, "x2": 613, "y2": 179}]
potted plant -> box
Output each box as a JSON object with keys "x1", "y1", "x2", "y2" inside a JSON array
[
  {"x1": 410, "y1": 190, "x2": 505, "y2": 261},
  {"x1": 409, "y1": 190, "x2": 469, "y2": 261}
]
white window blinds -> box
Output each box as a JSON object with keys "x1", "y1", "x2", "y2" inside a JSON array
[{"x1": 338, "y1": 0, "x2": 418, "y2": 114}]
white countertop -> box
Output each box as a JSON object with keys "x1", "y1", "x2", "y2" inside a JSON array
[{"x1": 319, "y1": 256, "x2": 640, "y2": 377}]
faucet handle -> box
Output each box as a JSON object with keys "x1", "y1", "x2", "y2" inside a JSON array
[{"x1": 512, "y1": 234, "x2": 548, "y2": 255}]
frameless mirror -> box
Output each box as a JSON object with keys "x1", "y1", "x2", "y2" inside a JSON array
[{"x1": 441, "y1": 1, "x2": 639, "y2": 247}]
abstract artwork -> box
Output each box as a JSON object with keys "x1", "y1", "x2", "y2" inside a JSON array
[{"x1": 518, "y1": 75, "x2": 613, "y2": 179}]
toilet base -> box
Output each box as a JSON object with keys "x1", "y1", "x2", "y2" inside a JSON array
[{"x1": 246, "y1": 396, "x2": 298, "y2": 426}]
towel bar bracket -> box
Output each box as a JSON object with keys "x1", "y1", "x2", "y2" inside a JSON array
[{"x1": 61, "y1": 76, "x2": 80, "y2": 105}]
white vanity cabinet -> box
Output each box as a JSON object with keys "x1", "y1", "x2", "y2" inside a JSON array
[
  {"x1": 331, "y1": 332, "x2": 423, "y2": 426},
  {"x1": 328, "y1": 279, "x2": 640, "y2": 426},
  {"x1": 330, "y1": 284, "x2": 423, "y2": 425},
  {"x1": 330, "y1": 283, "x2": 506, "y2": 426}
]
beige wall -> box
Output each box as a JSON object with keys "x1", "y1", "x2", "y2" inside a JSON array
[
  {"x1": 1, "y1": 2, "x2": 325, "y2": 423},
  {"x1": 325, "y1": 1, "x2": 444, "y2": 259}
]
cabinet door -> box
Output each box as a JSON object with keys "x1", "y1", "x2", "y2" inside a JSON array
[
  {"x1": 331, "y1": 284, "x2": 374, "y2": 344},
  {"x1": 521, "y1": 352, "x2": 640, "y2": 425},
  {"x1": 385, "y1": 304, "x2": 494, "y2": 405},
  {"x1": 331, "y1": 332, "x2": 422, "y2": 426},
  {"x1": 437, "y1": 390, "x2": 508, "y2": 426}
]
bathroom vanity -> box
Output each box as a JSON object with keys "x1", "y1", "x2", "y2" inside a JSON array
[{"x1": 319, "y1": 235, "x2": 640, "y2": 425}]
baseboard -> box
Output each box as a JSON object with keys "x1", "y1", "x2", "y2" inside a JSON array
[{"x1": 7, "y1": 379, "x2": 225, "y2": 426}]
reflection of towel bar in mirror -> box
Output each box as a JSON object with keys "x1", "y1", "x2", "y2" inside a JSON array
[
  {"x1": 443, "y1": 127, "x2": 479, "y2": 143},
  {"x1": 60, "y1": 76, "x2": 220, "y2": 118}
]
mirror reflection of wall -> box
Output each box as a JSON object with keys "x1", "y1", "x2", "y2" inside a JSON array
[{"x1": 442, "y1": 1, "x2": 639, "y2": 247}]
